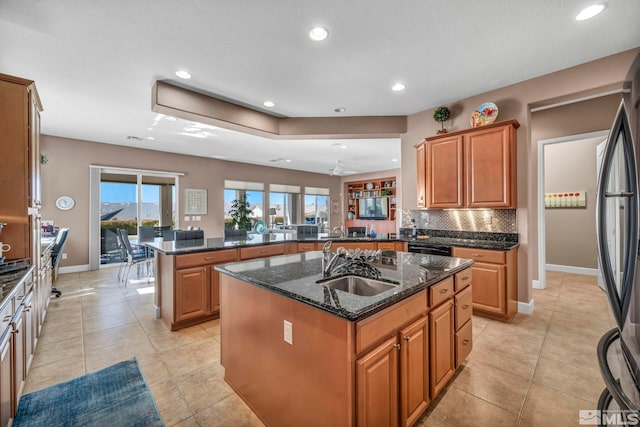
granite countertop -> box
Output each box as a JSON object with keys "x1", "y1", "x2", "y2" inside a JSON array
[
  {"x1": 404, "y1": 236, "x2": 519, "y2": 251},
  {"x1": 0, "y1": 265, "x2": 34, "y2": 312},
  {"x1": 144, "y1": 234, "x2": 405, "y2": 256},
  {"x1": 400, "y1": 229, "x2": 519, "y2": 251},
  {"x1": 215, "y1": 251, "x2": 474, "y2": 321}
]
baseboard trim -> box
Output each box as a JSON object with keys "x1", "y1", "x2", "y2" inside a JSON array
[
  {"x1": 532, "y1": 279, "x2": 544, "y2": 290},
  {"x1": 59, "y1": 264, "x2": 90, "y2": 274},
  {"x1": 518, "y1": 299, "x2": 535, "y2": 315},
  {"x1": 545, "y1": 264, "x2": 599, "y2": 276}
]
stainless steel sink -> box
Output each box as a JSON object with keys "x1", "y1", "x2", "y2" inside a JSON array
[{"x1": 316, "y1": 276, "x2": 398, "y2": 296}]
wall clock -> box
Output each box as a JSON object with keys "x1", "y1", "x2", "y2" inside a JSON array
[{"x1": 55, "y1": 195, "x2": 75, "y2": 211}]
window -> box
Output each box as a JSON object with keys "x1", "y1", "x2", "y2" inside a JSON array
[
  {"x1": 304, "y1": 186, "x2": 330, "y2": 230},
  {"x1": 269, "y1": 184, "x2": 301, "y2": 227},
  {"x1": 224, "y1": 180, "x2": 265, "y2": 230}
]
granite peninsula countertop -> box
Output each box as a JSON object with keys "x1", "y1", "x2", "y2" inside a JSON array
[
  {"x1": 215, "y1": 251, "x2": 474, "y2": 321},
  {"x1": 143, "y1": 234, "x2": 405, "y2": 256}
]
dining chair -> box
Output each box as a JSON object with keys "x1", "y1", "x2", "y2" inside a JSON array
[{"x1": 117, "y1": 228, "x2": 153, "y2": 284}]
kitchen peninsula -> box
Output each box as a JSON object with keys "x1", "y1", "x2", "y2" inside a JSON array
[{"x1": 216, "y1": 251, "x2": 474, "y2": 426}]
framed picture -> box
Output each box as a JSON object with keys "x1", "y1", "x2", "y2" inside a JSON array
[{"x1": 185, "y1": 189, "x2": 207, "y2": 214}]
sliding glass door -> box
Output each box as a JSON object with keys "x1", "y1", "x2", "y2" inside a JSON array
[{"x1": 99, "y1": 171, "x2": 176, "y2": 265}]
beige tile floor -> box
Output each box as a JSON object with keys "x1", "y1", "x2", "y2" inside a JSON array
[{"x1": 25, "y1": 268, "x2": 612, "y2": 426}]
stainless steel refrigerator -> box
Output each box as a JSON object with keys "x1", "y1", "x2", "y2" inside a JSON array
[{"x1": 596, "y1": 99, "x2": 640, "y2": 423}]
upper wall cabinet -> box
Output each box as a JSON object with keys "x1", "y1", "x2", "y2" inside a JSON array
[{"x1": 417, "y1": 119, "x2": 519, "y2": 209}]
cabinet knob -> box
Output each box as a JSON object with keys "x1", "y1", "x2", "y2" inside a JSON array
[
  {"x1": 462, "y1": 304, "x2": 469, "y2": 310},
  {"x1": 404, "y1": 336, "x2": 411, "y2": 342},
  {"x1": 204, "y1": 257, "x2": 214, "y2": 261},
  {"x1": 463, "y1": 339, "x2": 470, "y2": 345},
  {"x1": 471, "y1": 254, "x2": 482, "y2": 257},
  {"x1": 440, "y1": 289, "x2": 448, "y2": 294},
  {"x1": 393, "y1": 343, "x2": 401, "y2": 350},
  {"x1": 461, "y1": 276, "x2": 469, "y2": 281}
]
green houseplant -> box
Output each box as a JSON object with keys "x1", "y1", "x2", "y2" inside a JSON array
[
  {"x1": 228, "y1": 195, "x2": 253, "y2": 230},
  {"x1": 433, "y1": 106, "x2": 451, "y2": 134}
]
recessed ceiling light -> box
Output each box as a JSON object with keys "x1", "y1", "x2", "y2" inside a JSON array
[
  {"x1": 309, "y1": 27, "x2": 329, "y2": 41},
  {"x1": 146, "y1": 136, "x2": 156, "y2": 141},
  {"x1": 175, "y1": 70, "x2": 192, "y2": 79},
  {"x1": 285, "y1": 159, "x2": 292, "y2": 163},
  {"x1": 165, "y1": 116, "x2": 178, "y2": 122},
  {"x1": 392, "y1": 83, "x2": 406, "y2": 92},
  {"x1": 576, "y1": 3, "x2": 606, "y2": 20},
  {"x1": 392, "y1": 158, "x2": 398, "y2": 162},
  {"x1": 263, "y1": 101, "x2": 275, "y2": 107},
  {"x1": 334, "y1": 107, "x2": 346, "y2": 113}
]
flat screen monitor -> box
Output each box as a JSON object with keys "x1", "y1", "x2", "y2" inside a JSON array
[{"x1": 358, "y1": 198, "x2": 388, "y2": 219}]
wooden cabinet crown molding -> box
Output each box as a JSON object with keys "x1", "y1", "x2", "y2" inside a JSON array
[{"x1": 425, "y1": 119, "x2": 519, "y2": 142}]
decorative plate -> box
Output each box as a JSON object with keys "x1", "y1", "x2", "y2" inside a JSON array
[
  {"x1": 365, "y1": 183, "x2": 374, "y2": 190},
  {"x1": 254, "y1": 220, "x2": 267, "y2": 234},
  {"x1": 470, "y1": 102, "x2": 498, "y2": 127}
]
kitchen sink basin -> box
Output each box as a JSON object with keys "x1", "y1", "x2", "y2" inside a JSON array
[{"x1": 316, "y1": 275, "x2": 398, "y2": 296}]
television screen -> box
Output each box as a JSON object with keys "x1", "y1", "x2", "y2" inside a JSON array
[{"x1": 358, "y1": 198, "x2": 388, "y2": 219}]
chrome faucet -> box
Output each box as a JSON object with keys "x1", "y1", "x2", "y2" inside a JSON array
[
  {"x1": 323, "y1": 247, "x2": 347, "y2": 277},
  {"x1": 330, "y1": 223, "x2": 344, "y2": 237}
]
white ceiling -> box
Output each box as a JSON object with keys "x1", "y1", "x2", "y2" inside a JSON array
[{"x1": 1, "y1": 1, "x2": 639, "y2": 175}]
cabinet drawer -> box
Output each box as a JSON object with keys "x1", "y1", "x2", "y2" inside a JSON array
[
  {"x1": 454, "y1": 268, "x2": 472, "y2": 292},
  {"x1": 356, "y1": 289, "x2": 427, "y2": 355},
  {"x1": 454, "y1": 286, "x2": 473, "y2": 331},
  {"x1": 455, "y1": 319, "x2": 473, "y2": 368},
  {"x1": 452, "y1": 247, "x2": 505, "y2": 264},
  {"x1": 175, "y1": 249, "x2": 238, "y2": 269},
  {"x1": 429, "y1": 277, "x2": 454, "y2": 308},
  {"x1": 376, "y1": 242, "x2": 397, "y2": 251},
  {"x1": 240, "y1": 244, "x2": 285, "y2": 260},
  {"x1": 297, "y1": 242, "x2": 317, "y2": 252}
]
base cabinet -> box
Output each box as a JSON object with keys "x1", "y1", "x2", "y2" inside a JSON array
[
  {"x1": 356, "y1": 337, "x2": 399, "y2": 427},
  {"x1": 429, "y1": 300, "x2": 454, "y2": 398},
  {"x1": 175, "y1": 266, "x2": 210, "y2": 322},
  {"x1": 452, "y1": 247, "x2": 518, "y2": 322},
  {"x1": 399, "y1": 316, "x2": 429, "y2": 427}
]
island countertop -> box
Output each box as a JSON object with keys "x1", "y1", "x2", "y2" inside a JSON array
[{"x1": 215, "y1": 251, "x2": 473, "y2": 321}]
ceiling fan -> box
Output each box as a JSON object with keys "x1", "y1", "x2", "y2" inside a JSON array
[{"x1": 329, "y1": 161, "x2": 357, "y2": 176}]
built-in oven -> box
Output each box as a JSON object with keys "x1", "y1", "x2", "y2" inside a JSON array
[{"x1": 407, "y1": 242, "x2": 452, "y2": 256}]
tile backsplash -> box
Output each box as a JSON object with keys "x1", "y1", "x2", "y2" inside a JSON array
[{"x1": 400, "y1": 209, "x2": 517, "y2": 233}]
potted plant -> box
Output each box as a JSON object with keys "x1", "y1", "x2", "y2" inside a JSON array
[
  {"x1": 228, "y1": 195, "x2": 253, "y2": 230},
  {"x1": 433, "y1": 106, "x2": 451, "y2": 134}
]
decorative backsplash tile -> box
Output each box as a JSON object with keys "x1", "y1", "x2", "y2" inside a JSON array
[{"x1": 400, "y1": 209, "x2": 517, "y2": 233}]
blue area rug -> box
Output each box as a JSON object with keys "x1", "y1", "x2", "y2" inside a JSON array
[{"x1": 14, "y1": 358, "x2": 164, "y2": 427}]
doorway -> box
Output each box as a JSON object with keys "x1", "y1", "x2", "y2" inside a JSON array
[{"x1": 537, "y1": 130, "x2": 608, "y2": 289}]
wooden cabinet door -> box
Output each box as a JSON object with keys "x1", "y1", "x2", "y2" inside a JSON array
[
  {"x1": 356, "y1": 336, "x2": 399, "y2": 427},
  {"x1": 210, "y1": 266, "x2": 220, "y2": 314},
  {"x1": 416, "y1": 142, "x2": 426, "y2": 208},
  {"x1": 175, "y1": 266, "x2": 209, "y2": 322},
  {"x1": 12, "y1": 306, "x2": 25, "y2": 410},
  {"x1": 470, "y1": 262, "x2": 506, "y2": 315},
  {"x1": 426, "y1": 136, "x2": 464, "y2": 208},
  {"x1": 22, "y1": 292, "x2": 35, "y2": 375},
  {"x1": 429, "y1": 300, "x2": 454, "y2": 399},
  {"x1": 399, "y1": 316, "x2": 429, "y2": 427},
  {"x1": 464, "y1": 124, "x2": 515, "y2": 208},
  {"x1": 0, "y1": 330, "x2": 12, "y2": 427}
]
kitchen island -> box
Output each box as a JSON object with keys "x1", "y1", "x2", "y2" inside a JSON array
[
  {"x1": 144, "y1": 234, "x2": 407, "y2": 330},
  {"x1": 216, "y1": 251, "x2": 474, "y2": 427}
]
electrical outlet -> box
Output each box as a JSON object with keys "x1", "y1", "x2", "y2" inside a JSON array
[
  {"x1": 62, "y1": 253, "x2": 67, "y2": 259},
  {"x1": 283, "y1": 320, "x2": 293, "y2": 345}
]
